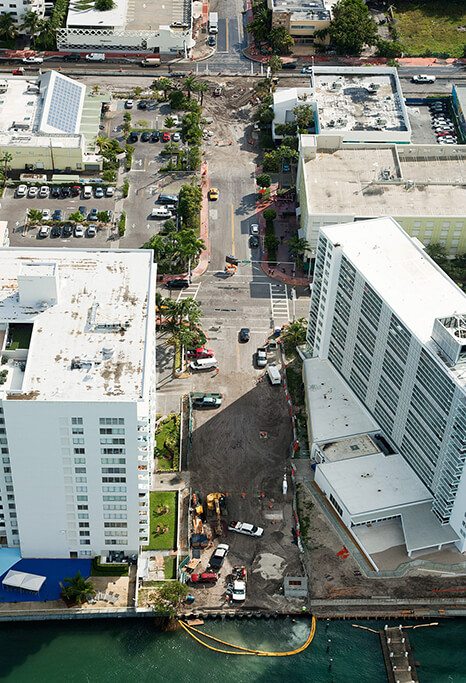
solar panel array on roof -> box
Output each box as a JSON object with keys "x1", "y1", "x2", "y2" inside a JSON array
[{"x1": 46, "y1": 77, "x2": 82, "y2": 133}]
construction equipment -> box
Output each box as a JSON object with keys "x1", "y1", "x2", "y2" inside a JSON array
[{"x1": 206, "y1": 492, "x2": 226, "y2": 537}]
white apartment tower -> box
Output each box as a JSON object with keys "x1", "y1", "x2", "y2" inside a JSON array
[
  {"x1": 0, "y1": 248, "x2": 156, "y2": 559},
  {"x1": 307, "y1": 218, "x2": 466, "y2": 552},
  {"x1": 1, "y1": 1, "x2": 45, "y2": 27}
]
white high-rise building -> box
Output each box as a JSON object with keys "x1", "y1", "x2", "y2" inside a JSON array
[
  {"x1": 307, "y1": 217, "x2": 466, "y2": 552},
  {"x1": 0, "y1": 248, "x2": 156, "y2": 559},
  {"x1": 1, "y1": 1, "x2": 45, "y2": 28}
]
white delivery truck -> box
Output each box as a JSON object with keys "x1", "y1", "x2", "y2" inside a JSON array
[
  {"x1": 266, "y1": 364, "x2": 281, "y2": 385},
  {"x1": 208, "y1": 12, "x2": 218, "y2": 34},
  {"x1": 140, "y1": 57, "x2": 161, "y2": 67}
]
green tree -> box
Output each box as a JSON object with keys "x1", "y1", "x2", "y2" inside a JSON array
[
  {"x1": 293, "y1": 103, "x2": 314, "y2": 132},
  {"x1": 281, "y1": 318, "x2": 307, "y2": 356},
  {"x1": 149, "y1": 581, "x2": 189, "y2": 616},
  {"x1": 269, "y1": 25, "x2": 294, "y2": 55},
  {"x1": 317, "y1": 0, "x2": 377, "y2": 56},
  {"x1": 256, "y1": 173, "x2": 271, "y2": 188},
  {"x1": 95, "y1": 0, "x2": 115, "y2": 10},
  {"x1": 183, "y1": 75, "x2": 198, "y2": 100},
  {"x1": 0, "y1": 152, "x2": 12, "y2": 185},
  {"x1": 178, "y1": 183, "x2": 202, "y2": 231},
  {"x1": 27, "y1": 208, "x2": 43, "y2": 224},
  {"x1": 247, "y1": 5, "x2": 270, "y2": 44},
  {"x1": 60, "y1": 572, "x2": 95, "y2": 606},
  {"x1": 193, "y1": 80, "x2": 208, "y2": 106},
  {"x1": 164, "y1": 115, "x2": 176, "y2": 129},
  {"x1": 181, "y1": 111, "x2": 202, "y2": 145},
  {"x1": 263, "y1": 207, "x2": 277, "y2": 221},
  {"x1": 258, "y1": 107, "x2": 274, "y2": 125},
  {"x1": 20, "y1": 10, "x2": 42, "y2": 39},
  {"x1": 0, "y1": 13, "x2": 18, "y2": 42},
  {"x1": 268, "y1": 55, "x2": 282, "y2": 75},
  {"x1": 155, "y1": 77, "x2": 173, "y2": 100},
  {"x1": 169, "y1": 90, "x2": 187, "y2": 110},
  {"x1": 288, "y1": 235, "x2": 310, "y2": 268},
  {"x1": 173, "y1": 230, "x2": 205, "y2": 271},
  {"x1": 133, "y1": 86, "x2": 143, "y2": 98},
  {"x1": 34, "y1": 19, "x2": 56, "y2": 50},
  {"x1": 376, "y1": 39, "x2": 402, "y2": 59},
  {"x1": 68, "y1": 211, "x2": 85, "y2": 223},
  {"x1": 187, "y1": 145, "x2": 202, "y2": 171},
  {"x1": 161, "y1": 218, "x2": 177, "y2": 234}
]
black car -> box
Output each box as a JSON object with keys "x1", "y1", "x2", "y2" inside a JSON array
[
  {"x1": 249, "y1": 235, "x2": 259, "y2": 249},
  {"x1": 141, "y1": 131, "x2": 151, "y2": 142},
  {"x1": 239, "y1": 328, "x2": 250, "y2": 343},
  {"x1": 208, "y1": 35, "x2": 216, "y2": 46},
  {"x1": 166, "y1": 279, "x2": 189, "y2": 290},
  {"x1": 137, "y1": 100, "x2": 147, "y2": 110},
  {"x1": 63, "y1": 53, "x2": 81, "y2": 61},
  {"x1": 150, "y1": 131, "x2": 160, "y2": 142},
  {"x1": 61, "y1": 187, "x2": 71, "y2": 198},
  {"x1": 78, "y1": 205, "x2": 87, "y2": 216},
  {"x1": 50, "y1": 225, "x2": 62, "y2": 238},
  {"x1": 128, "y1": 132, "x2": 138, "y2": 143},
  {"x1": 207, "y1": 544, "x2": 229, "y2": 571},
  {"x1": 51, "y1": 187, "x2": 61, "y2": 198},
  {"x1": 62, "y1": 223, "x2": 73, "y2": 237},
  {"x1": 226, "y1": 255, "x2": 239, "y2": 266},
  {"x1": 282, "y1": 62, "x2": 297, "y2": 70}
]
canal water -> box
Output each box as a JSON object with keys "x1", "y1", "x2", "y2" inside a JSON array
[{"x1": 0, "y1": 617, "x2": 465, "y2": 682}]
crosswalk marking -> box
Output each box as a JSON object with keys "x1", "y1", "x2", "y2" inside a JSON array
[
  {"x1": 176, "y1": 283, "x2": 201, "y2": 302},
  {"x1": 270, "y1": 283, "x2": 290, "y2": 325}
]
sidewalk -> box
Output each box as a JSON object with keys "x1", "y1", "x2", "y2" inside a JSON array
[{"x1": 191, "y1": 160, "x2": 210, "y2": 278}]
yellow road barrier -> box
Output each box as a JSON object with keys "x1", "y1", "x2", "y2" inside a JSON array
[{"x1": 178, "y1": 616, "x2": 316, "y2": 657}]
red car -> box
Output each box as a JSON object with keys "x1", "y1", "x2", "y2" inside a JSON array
[
  {"x1": 162, "y1": 132, "x2": 171, "y2": 142},
  {"x1": 189, "y1": 572, "x2": 218, "y2": 584},
  {"x1": 187, "y1": 347, "x2": 214, "y2": 359}
]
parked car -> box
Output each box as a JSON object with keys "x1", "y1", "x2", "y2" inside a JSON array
[
  {"x1": 282, "y1": 161, "x2": 291, "y2": 173},
  {"x1": 172, "y1": 131, "x2": 181, "y2": 142},
  {"x1": 125, "y1": 99, "x2": 134, "y2": 109},
  {"x1": 301, "y1": 66, "x2": 313, "y2": 74},
  {"x1": 74, "y1": 224, "x2": 85, "y2": 237},
  {"x1": 239, "y1": 328, "x2": 250, "y2": 343},
  {"x1": 208, "y1": 543, "x2": 229, "y2": 571},
  {"x1": 38, "y1": 225, "x2": 49, "y2": 238},
  {"x1": 282, "y1": 61, "x2": 297, "y2": 70},
  {"x1": 128, "y1": 132, "x2": 138, "y2": 143},
  {"x1": 88, "y1": 208, "x2": 99, "y2": 221},
  {"x1": 12, "y1": 68, "x2": 24, "y2": 75},
  {"x1": 86, "y1": 225, "x2": 97, "y2": 238},
  {"x1": 150, "y1": 131, "x2": 160, "y2": 142},
  {"x1": 22, "y1": 56, "x2": 43, "y2": 64},
  {"x1": 52, "y1": 209, "x2": 62, "y2": 221},
  {"x1": 78, "y1": 205, "x2": 87, "y2": 216},
  {"x1": 249, "y1": 235, "x2": 259, "y2": 249},
  {"x1": 208, "y1": 35, "x2": 216, "y2": 47},
  {"x1": 51, "y1": 186, "x2": 61, "y2": 198},
  {"x1": 189, "y1": 572, "x2": 218, "y2": 584},
  {"x1": 166, "y1": 279, "x2": 189, "y2": 289},
  {"x1": 42, "y1": 209, "x2": 51, "y2": 220},
  {"x1": 16, "y1": 184, "x2": 27, "y2": 197},
  {"x1": 157, "y1": 194, "x2": 178, "y2": 205},
  {"x1": 208, "y1": 187, "x2": 219, "y2": 200},
  {"x1": 70, "y1": 185, "x2": 81, "y2": 197},
  {"x1": 250, "y1": 223, "x2": 259, "y2": 236},
  {"x1": 39, "y1": 185, "x2": 49, "y2": 198},
  {"x1": 105, "y1": 186, "x2": 115, "y2": 197},
  {"x1": 412, "y1": 74, "x2": 436, "y2": 83},
  {"x1": 230, "y1": 579, "x2": 246, "y2": 603},
  {"x1": 94, "y1": 186, "x2": 104, "y2": 198},
  {"x1": 189, "y1": 358, "x2": 218, "y2": 371},
  {"x1": 60, "y1": 186, "x2": 71, "y2": 198},
  {"x1": 162, "y1": 131, "x2": 171, "y2": 142},
  {"x1": 63, "y1": 53, "x2": 81, "y2": 62},
  {"x1": 228, "y1": 521, "x2": 264, "y2": 537},
  {"x1": 137, "y1": 100, "x2": 147, "y2": 110},
  {"x1": 50, "y1": 224, "x2": 62, "y2": 238},
  {"x1": 62, "y1": 223, "x2": 73, "y2": 237},
  {"x1": 141, "y1": 131, "x2": 151, "y2": 142},
  {"x1": 28, "y1": 186, "x2": 38, "y2": 198},
  {"x1": 255, "y1": 347, "x2": 267, "y2": 367},
  {"x1": 191, "y1": 392, "x2": 222, "y2": 408},
  {"x1": 187, "y1": 347, "x2": 215, "y2": 359}
]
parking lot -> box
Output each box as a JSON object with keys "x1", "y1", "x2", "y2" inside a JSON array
[{"x1": 407, "y1": 98, "x2": 459, "y2": 145}]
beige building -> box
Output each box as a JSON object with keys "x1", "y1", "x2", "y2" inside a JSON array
[
  {"x1": 268, "y1": 0, "x2": 333, "y2": 47},
  {"x1": 0, "y1": 71, "x2": 108, "y2": 173},
  {"x1": 297, "y1": 137, "x2": 466, "y2": 256}
]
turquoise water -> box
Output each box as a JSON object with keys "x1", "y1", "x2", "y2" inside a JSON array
[{"x1": 0, "y1": 617, "x2": 465, "y2": 682}]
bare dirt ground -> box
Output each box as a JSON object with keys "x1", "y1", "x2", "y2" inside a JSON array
[
  {"x1": 187, "y1": 377, "x2": 304, "y2": 611},
  {"x1": 297, "y1": 483, "x2": 466, "y2": 601}
]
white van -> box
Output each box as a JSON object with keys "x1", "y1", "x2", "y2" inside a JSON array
[
  {"x1": 151, "y1": 207, "x2": 172, "y2": 219},
  {"x1": 82, "y1": 185, "x2": 93, "y2": 199},
  {"x1": 266, "y1": 364, "x2": 281, "y2": 385},
  {"x1": 86, "y1": 53, "x2": 106, "y2": 62},
  {"x1": 190, "y1": 357, "x2": 218, "y2": 371}
]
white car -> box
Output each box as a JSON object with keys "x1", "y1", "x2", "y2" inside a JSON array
[
  {"x1": 16, "y1": 184, "x2": 27, "y2": 198},
  {"x1": 231, "y1": 580, "x2": 246, "y2": 603},
  {"x1": 411, "y1": 74, "x2": 436, "y2": 84},
  {"x1": 42, "y1": 209, "x2": 51, "y2": 220},
  {"x1": 74, "y1": 224, "x2": 85, "y2": 237},
  {"x1": 250, "y1": 223, "x2": 259, "y2": 236},
  {"x1": 125, "y1": 99, "x2": 134, "y2": 109},
  {"x1": 22, "y1": 56, "x2": 44, "y2": 64},
  {"x1": 39, "y1": 185, "x2": 49, "y2": 198},
  {"x1": 28, "y1": 186, "x2": 39, "y2": 198},
  {"x1": 301, "y1": 66, "x2": 313, "y2": 74},
  {"x1": 228, "y1": 521, "x2": 264, "y2": 537},
  {"x1": 172, "y1": 132, "x2": 181, "y2": 142},
  {"x1": 105, "y1": 186, "x2": 115, "y2": 197},
  {"x1": 38, "y1": 225, "x2": 49, "y2": 238}
]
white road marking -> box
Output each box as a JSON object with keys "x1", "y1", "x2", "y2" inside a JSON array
[
  {"x1": 176, "y1": 283, "x2": 201, "y2": 302},
  {"x1": 270, "y1": 283, "x2": 290, "y2": 324}
]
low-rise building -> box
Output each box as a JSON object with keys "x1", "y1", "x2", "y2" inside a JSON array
[
  {"x1": 0, "y1": 71, "x2": 107, "y2": 173},
  {"x1": 268, "y1": 0, "x2": 333, "y2": 48},
  {"x1": 297, "y1": 138, "x2": 466, "y2": 254},
  {"x1": 0, "y1": 248, "x2": 157, "y2": 559},
  {"x1": 272, "y1": 66, "x2": 411, "y2": 144},
  {"x1": 0, "y1": 0, "x2": 44, "y2": 29},
  {"x1": 57, "y1": 0, "x2": 195, "y2": 55}
]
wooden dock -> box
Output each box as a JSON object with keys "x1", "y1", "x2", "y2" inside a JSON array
[{"x1": 379, "y1": 625, "x2": 419, "y2": 683}]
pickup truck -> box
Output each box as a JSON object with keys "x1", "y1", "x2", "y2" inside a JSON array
[
  {"x1": 191, "y1": 392, "x2": 222, "y2": 408},
  {"x1": 256, "y1": 347, "x2": 267, "y2": 368},
  {"x1": 228, "y1": 521, "x2": 264, "y2": 537}
]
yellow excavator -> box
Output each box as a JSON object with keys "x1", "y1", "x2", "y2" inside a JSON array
[{"x1": 206, "y1": 492, "x2": 226, "y2": 537}]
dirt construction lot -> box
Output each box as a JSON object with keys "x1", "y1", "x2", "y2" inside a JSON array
[{"x1": 188, "y1": 378, "x2": 304, "y2": 611}]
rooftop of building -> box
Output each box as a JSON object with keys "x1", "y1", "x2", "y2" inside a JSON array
[
  {"x1": 321, "y1": 218, "x2": 466, "y2": 349},
  {"x1": 317, "y1": 452, "x2": 432, "y2": 516},
  {"x1": 312, "y1": 67, "x2": 408, "y2": 133},
  {"x1": 303, "y1": 357, "x2": 379, "y2": 444},
  {"x1": 0, "y1": 248, "x2": 156, "y2": 402},
  {"x1": 303, "y1": 143, "x2": 466, "y2": 216},
  {"x1": 453, "y1": 84, "x2": 466, "y2": 112},
  {"x1": 67, "y1": 0, "x2": 190, "y2": 30},
  {"x1": 270, "y1": 0, "x2": 333, "y2": 21},
  {"x1": 319, "y1": 434, "x2": 381, "y2": 463}
]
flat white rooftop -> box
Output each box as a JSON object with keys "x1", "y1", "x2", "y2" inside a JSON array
[
  {"x1": 322, "y1": 218, "x2": 466, "y2": 346},
  {"x1": 303, "y1": 144, "x2": 466, "y2": 216},
  {"x1": 312, "y1": 67, "x2": 409, "y2": 133},
  {"x1": 318, "y1": 453, "x2": 432, "y2": 516},
  {"x1": 0, "y1": 248, "x2": 156, "y2": 402},
  {"x1": 303, "y1": 357, "x2": 379, "y2": 444},
  {"x1": 67, "y1": 0, "x2": 188, "y2": 30},
  {"x1": 67, "y1": 0, "x2": 127, "y2": 28}
]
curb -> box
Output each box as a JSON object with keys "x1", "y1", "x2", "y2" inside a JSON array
[{"x1": 191, "y1": 161, "x2": 210, "y2": 279}]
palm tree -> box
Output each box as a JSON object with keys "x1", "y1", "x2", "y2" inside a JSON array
[
  {"x1": 155, "y1": 77, "x2": 173, "y2": 101},
  {"x1": 27, "y1": 208, "x2": 44, "y2": 225},
  {"x1": 173, "y1": 230, "x2": 205, "y2": 271},
  {"x1": 0, "y1": 152, "x2": 12, "y2": 185},
  {"x1": 183, "y1": 76, "x2": 198, "y2": 100},
  {"x1": 20, "y1": 10, "x2": 41, "y2": 39},
  {"x1": 193, "y1": 81, "x2": 208, "y2": 106},
  {"x1": 60, "y1": 572, "x2": 95, "y2": 606},
  {"x1": 287, "y1": 235, "x2": 310, "y2": 258},
  {"x1": 0, "y1": 13, "x2": 18, "y2": 43}
]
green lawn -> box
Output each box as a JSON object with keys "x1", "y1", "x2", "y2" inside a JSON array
[
  {"x1": 155, "y1": 414, "x2": 180, "y2": 472},
  {"x1": 144, "y1": 491, "x2": 178, "y2": 551},
  {"x1": 164, "y1": 556, "x2": 177, "y2": 579},
  {"x1": 394, "y1": 0, "x2": 466, "y2": 57}
]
